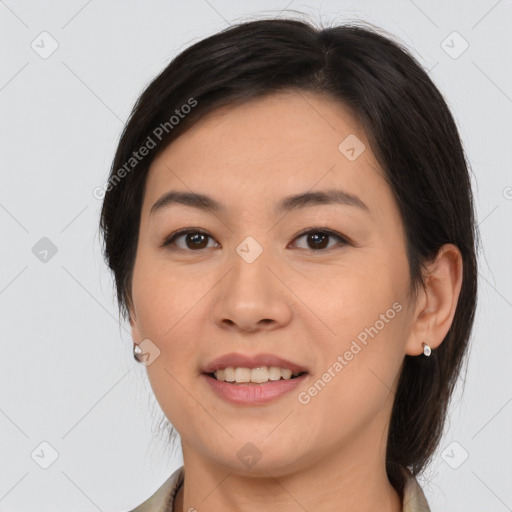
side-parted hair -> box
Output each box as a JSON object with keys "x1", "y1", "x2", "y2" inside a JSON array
[{"x1": 99, "y1": 18, "x2": 478, "y2": 495}]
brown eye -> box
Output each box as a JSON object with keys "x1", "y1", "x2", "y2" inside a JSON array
[
  {"x1": 163, "y1": 228, "x2": 348, "y2": 253},
  {"x1": 184, "y1": 232, "x2": 209, "y2": 249},
  {"x1": 163, "y1": 229, "x2": 219, "y2": 251},
  {"x1": 292, "y1": 229, "x2": 348, "y2": 251}
]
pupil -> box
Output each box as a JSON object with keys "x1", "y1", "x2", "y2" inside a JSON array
[
  {"x1": 188, "y1": 233, "x2": 207, "y2": 249},
  {"x1": 309, "y1": 232, "x2": 328, "y2": 249}
]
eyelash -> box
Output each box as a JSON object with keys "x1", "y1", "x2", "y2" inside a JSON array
[{"x1": 161, "y1": 227, "x2": 350, "y2": 253}]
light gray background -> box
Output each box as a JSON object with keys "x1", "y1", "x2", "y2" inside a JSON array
[{"x1": 1, "y1": 1, "x2": 511, "y2": 511}]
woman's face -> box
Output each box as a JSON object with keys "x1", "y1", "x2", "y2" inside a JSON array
[{"x1": 129, "y1": 90, "x2": 420, "y2": 475}]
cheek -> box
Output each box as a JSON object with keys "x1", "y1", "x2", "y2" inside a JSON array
[
  {"x1": 131, "y1": 250, "x2": 210, "y2": 403},
  {"x1": 290, "y1": 256, "x2": 407, "y2": 403},
  {"x1": 131, "y1": 250, "x2": 210, "y2": 340},
  {"x1": 290, "y1": 255, "x2": 403, "y2": 341},
  {"x1": 293, "y1": 308, "x2": 405, "y2": 453}
]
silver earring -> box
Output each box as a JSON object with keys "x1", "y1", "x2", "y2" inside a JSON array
[
  {"x1": 133, "y1": 344, "x2": 143, "y2": 362},
  {"x1": 422, "y1": 342, "x2": 432, "y2": 357}
]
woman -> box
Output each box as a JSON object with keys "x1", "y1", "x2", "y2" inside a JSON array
[{"x1": 99, "y1": 18, "x2": 478, "y2": 512}]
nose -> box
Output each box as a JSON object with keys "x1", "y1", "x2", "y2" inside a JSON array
[{"x1": 210, "y1": 244, "x2": 293, "y2": 334}]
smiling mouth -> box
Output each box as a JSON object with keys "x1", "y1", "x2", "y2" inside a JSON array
[{"x1": 203, "y1": 372, "x2": 308, "y2": 386}]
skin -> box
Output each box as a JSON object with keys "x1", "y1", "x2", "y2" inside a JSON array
[{"x1": 128, "y1": 90, "x2": 463, "y2": 512}]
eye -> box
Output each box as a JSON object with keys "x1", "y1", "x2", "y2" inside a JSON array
[
  {"x1": 290, "y1": 228, "x2": 349, "y2": 251},
  {"x1": 162, "y1": 227, "x2": 349, "y2": 253},
  {"x1": 162, "y1": 229, "x2": 220, "y2": 251}
]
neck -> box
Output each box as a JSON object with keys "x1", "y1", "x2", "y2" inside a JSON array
[{"x1": 174, "y1": 462, "x2": 401, "y2": 512}]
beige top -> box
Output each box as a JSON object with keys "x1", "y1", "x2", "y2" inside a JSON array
[{"x1": 128, "y1": 465, "x2": 431, "y2": 512}]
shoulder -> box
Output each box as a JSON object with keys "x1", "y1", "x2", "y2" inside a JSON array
[
  {"x1": 128, "y1": 466, "x2": 184, "y2": 512},
  {"x1": 401, "y1": 466, "x2": 431, "y2": 512}
]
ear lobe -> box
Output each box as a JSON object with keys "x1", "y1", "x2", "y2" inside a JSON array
[{"x1": 405, "y1": 243, "x2": 464, "y2": 356}]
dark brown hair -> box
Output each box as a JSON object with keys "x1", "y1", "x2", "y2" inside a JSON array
[{"x1": 99, "y1": 18, "x2": 478, "y2": 495}]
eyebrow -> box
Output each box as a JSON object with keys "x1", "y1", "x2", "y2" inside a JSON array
[{"x1": 150, "y1": 188, "x2": 369, "y2": 216}]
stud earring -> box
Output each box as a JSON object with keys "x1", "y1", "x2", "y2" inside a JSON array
[
  {"x1": 422, "y1": 342, "x2": 432, "y2": 357},
  {"x1": 133, "y1": 344, "x2": 143, "y2": 362}
]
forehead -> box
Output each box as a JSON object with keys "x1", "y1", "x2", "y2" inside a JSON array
[
  {"x1": 142, "y1": 90, "x2": 390, "y2": 219},
  {"x1": 155, "y1": 90, "x2": 367, "y2": 164}
]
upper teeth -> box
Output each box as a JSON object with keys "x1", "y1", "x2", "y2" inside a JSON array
[{"x1": 214, "y1": 367, "x2": 301, "y2": 383}]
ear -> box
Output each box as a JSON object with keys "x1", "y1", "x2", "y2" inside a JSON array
[
  {"x1": 405, "y1": 243, "x2": 464, "y2": 356},
  {"x1": 127, "y1": 299, "x2": 142, "y2": 342}
]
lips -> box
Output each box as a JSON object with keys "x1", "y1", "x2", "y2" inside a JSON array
[{"x1": 201, "y1": 352, "x2": 309, "y2": 375}]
